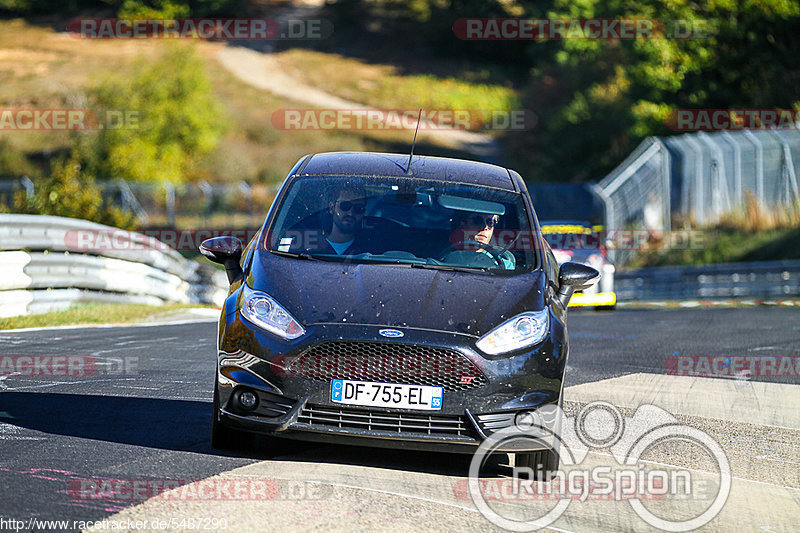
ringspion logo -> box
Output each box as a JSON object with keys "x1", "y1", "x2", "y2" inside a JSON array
[{"x1": 466, "y1": 402, "x2": 730, "y2": 531}]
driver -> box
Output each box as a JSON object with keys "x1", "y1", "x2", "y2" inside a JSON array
[
  {"x1": 317, "y1": 183, "x2": 369, "y2": 255},
  {"x1": 448, "y1": 211, "x2": 515, "y2": 269}
]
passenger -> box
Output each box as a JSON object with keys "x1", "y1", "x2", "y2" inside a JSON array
[{"x1": 447, "y1": 211, "x2": 515, "y2": 269}]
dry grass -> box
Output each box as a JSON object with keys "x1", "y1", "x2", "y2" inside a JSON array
[
  {"x1": 273, "y1": 49, "x2": 519, "y2": 118},
  {"x1": 717, "y1": 191, "x2": 800, "y2": 232},
  {"x1": 0, "y1": 19, "x2": 492, "y2": 184},
  {"x1": 0, "y1": 19, "x2": 165, "y2": 158},
  {"x1": 0, "y1": 302, "x2": 215, "y2": 330}
]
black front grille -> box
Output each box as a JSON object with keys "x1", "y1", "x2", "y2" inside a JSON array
[
  {"x1": 297, "y1": 404, "x2": 475, "y2": 439},
  {"x1": 285, "y1": 341, "x2": 488, "y2": 391}
]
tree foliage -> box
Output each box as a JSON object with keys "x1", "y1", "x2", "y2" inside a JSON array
[
  {"x1": 0, "y1": 0, "x2": 241, "y2": 16},
  {"x1": 512, "y1": 0, "x2": 800, "y2": 181},
  {"x1": 12, "y1": 156, "x2": 138, "y2": 230},
  {"x1": 321, "y1": 0, "x2": 800, "y2": 182},
  {"x1": 74, "y1": 44, "x2": 227, "y2": 184}
]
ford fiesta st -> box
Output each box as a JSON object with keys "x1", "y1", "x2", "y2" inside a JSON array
[
  {"x1": 540, "y1": 221, "x2": 616, "y2": 310},
  {"x1": 200, "y1": 152, "x2": 598, "y2": 473}
]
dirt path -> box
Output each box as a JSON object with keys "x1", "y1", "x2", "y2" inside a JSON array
[{"x1": 213, "y1": 4, "x2": 500, "y2": 159}]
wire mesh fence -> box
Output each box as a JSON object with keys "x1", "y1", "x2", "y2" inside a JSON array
[
  {"x1": 0, "y1": 177, "x2": 278, "y2": 230},
  {"x1": 595, "y1": 128, "x2": 800, "y2": 265}
]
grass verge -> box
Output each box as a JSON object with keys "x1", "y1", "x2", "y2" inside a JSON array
[
  {"x1": 273, "y1": 49, "x2": 519, "y2": 122},
  {"x1": 0, "y1": 302, "x2": 218, "y2": 330},
  {"x1": 628, "y1": 226, "x2": 800, "y2": 267}
]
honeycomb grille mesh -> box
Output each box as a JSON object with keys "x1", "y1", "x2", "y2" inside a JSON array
[{"x1": 285, "y1": 341, "x2": 487, "y2": 391}]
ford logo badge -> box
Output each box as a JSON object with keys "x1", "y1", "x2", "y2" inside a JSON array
[{"x1": 379, "y1": 329, "x2": 404, "y2": 338}]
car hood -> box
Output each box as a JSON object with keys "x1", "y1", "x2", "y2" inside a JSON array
[{"x1": 247, "y1": 251, "x2": 546, "y2": 337}]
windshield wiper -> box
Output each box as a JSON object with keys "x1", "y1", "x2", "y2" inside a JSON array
[
  {"x1": 409, "y1": 262, "x2": 489, "y2": 273},
  {"x1": 269, "y1": 250, "x2": 325, "y2": 261}
]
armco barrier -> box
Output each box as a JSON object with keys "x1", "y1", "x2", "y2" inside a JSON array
[
  {"x1": 616, "y1": 260, "x2": 800, "y2": 301},
  {"x1": 0, "y1": 214, "x2": 228, "y2": 318}
]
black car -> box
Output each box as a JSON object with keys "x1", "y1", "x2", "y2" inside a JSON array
[{"x1": 200, "y1": 152, "x2": 598, "y2": 473}]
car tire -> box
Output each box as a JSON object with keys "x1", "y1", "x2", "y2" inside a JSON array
[
  {"x1": 597, "y1": 304, "x2": 616, "y2": 311},
  {"x1": 211, "y1": 384, "x2": 251, "y2": 450},
  {"x1": 514, "y1": 448, "x2": 560, "y2": 480}
]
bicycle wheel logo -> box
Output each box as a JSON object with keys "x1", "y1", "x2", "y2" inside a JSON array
[{"x1": 468, "y1": 401, "x2": 731, "y2": 531}]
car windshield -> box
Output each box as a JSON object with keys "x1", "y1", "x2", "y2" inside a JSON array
[{"x1": 264, "y1": 175, "x2": 538, "y2": 272}]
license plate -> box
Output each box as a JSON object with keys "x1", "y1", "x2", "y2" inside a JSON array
[{"x1": 331, "y1": 379, "x2": 443, "y2": 410}]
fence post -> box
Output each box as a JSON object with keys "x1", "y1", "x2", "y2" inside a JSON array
[
  {"x1": 684, "y1": 134, "x2": 706, "y2": 224},
  {"x1": 744, "y1": 130, "x2": 765, "y2": 206},
  {"x1": 590, "y1": 183, "x2": 616, "y2": 263},
  {"x1": 20, "y1": 176, "x2": 34, "y2": 200},
  {"x1": 116, "y1": 179, "x2": 149, "y2": 224},
  {"x1": 164, "y1": 182, "x2": 176, "y2": 227},
  {"x1": 238, "y1": 181, "x2": 252, "y2": 220},
  {"x1": 656, "y1": 139, "x2": 671, "y2": 233},
  {"x1": 769, "y1": 130, "x2": 800, "y2": 206},
  {"x1": 199, "y1": 180, "x2": 213, "y2": 226},
  {"x1": 720, "y1": 131, "x2": 743, "y2": 204}
]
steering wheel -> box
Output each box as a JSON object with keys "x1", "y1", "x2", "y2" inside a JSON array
[{"x1": 439, "y1": 240, "x2": 505, "y2": 268}]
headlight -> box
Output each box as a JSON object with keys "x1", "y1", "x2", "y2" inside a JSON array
[
  {"x1": 475, "y1": 310, "x2": 549, "y2": 355},
  {"x1": 240, "y1": 285, "x2": 305, "y2": 340}
]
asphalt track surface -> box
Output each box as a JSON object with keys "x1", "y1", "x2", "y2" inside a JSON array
[{"x1": 0, "y1": 307, "x2": 798, "y2": 531}]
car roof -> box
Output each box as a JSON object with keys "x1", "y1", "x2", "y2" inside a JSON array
[{"x1": 297, "y1": 152, "x2": 517, "y2": 191}]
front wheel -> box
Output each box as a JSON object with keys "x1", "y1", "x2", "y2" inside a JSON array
[
  {"x1": 514, "y1": 448, "x2": 560, "y2": 480},
  {"x1": 211, "y1": 384, "x2": 252, "y2": 450}
]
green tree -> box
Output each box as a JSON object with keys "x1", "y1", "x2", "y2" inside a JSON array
[
  {"x1": 510, "y1": 0, "x2": 800, "y2": 181},
  {"x1": 75, "y1": 43, "x2": 227, "y2": 184},
  {"x1": 13, "y1": 156, "x2": 137, "y2": 230}
]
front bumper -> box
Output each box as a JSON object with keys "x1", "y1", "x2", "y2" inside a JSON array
[{"x1": 215, "y1": 311, "x2": 568, "y2": 453}]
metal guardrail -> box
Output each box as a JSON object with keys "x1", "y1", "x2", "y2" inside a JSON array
[
  {"x1": 0, "y1": 214, "x2": 227, "y2": 318},
  {"x1": 616, "y1": 260, "x2": 800, "y2": 301}
]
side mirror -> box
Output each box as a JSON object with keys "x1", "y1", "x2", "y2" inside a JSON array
[
  {"x1": 556, "y1": 262, "x2": 600, "y2": 308},
  {"x1": 200, "y1": 236, "x2": 244, "y2": 285}
]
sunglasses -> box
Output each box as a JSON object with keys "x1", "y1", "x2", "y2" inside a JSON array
[
  {"x1": 338, "y1": 201, "x2": 366, "y2": 214},
  {"x1": 468, "y1": 214, "x2": 499, "y2": 228}
]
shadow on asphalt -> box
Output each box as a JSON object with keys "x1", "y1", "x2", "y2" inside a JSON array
[
  {"x1": 0, "y1": 392, "x2": 217, "y2": 452},
  {"x1": 0, "y1": 391, "x2": 509, "y2": 477}
]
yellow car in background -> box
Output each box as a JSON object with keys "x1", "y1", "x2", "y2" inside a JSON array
[{"x1": 540, "y1": 221, "x2": 616, "y2": 310}]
